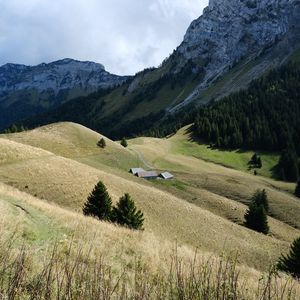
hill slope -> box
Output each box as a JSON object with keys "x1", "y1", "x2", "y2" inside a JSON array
[
  {"x1": 1, "y1": 123, "x2": 300, "y2": 272},
  {"x1": 1, "y1": 182, "x2": 299, "y2": 298}
]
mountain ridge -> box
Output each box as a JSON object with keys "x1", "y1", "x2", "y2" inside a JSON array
[
  {"x1": 0, "y1": 58, "x2": 128, "y2": 129},
  {"x1": 3, "y1": 0, "x2": 300, "y2": 138}
]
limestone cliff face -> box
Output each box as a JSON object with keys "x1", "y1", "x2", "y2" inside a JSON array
[
  {"x1": 0, "y1": 58, "x2": 126, "y2": 96},
  {"x1": 170, "y1": 0, "x2": 300, "y2": 110}
]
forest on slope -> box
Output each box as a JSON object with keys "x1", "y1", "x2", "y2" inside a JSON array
[{"x1": 192, "y1": 62, "x2": 300, "y2": 181}]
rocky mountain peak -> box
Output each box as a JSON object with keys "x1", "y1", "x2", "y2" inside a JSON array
[
  {"x1": 170, "y1": 0, "x2": 300, "y2": 111},
  {"x1": 0, "y1": 58, "x2": 126, "y2": 95}
]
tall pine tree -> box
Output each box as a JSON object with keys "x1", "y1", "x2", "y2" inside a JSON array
[
  {"x1": 83, "y1": 181, "x2": 112, "y2": 220},
  {"x1": 278, "y1": 237, "x2": 300, "y2": 278},
  {"x1": 244, "y1": 191, "x2": 269, "y2": 234},
  {"x1": 251, "y1": 189, "x2": 269, "y2": 213},
  {"x1": 111, "y1": 193, "x2": 144, "y2": 230}
]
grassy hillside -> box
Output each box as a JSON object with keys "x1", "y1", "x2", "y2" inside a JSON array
[
  {"x1": 1, "y1": 182, "x2": 299, "y2": 299},
  {"x1": 129, "y1": 126, "x2": 300, "y2": 232},
  {"x1": 1, "y1": 123, "x2": 300, "y2": 271},
  {"x1": 1, "y1": 122, "x2": 300, "y2": 298},
  {"x1": 3, "y1": 122, "x2": 145, "y2": 172}
]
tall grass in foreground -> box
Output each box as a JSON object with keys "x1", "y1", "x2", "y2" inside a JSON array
[{"x1": 0, "y1": 237, "x2": 298, "y2": 300}]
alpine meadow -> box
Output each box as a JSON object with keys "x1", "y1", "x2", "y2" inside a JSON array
[{"x1": 1, "y1": 0, "x2": 300, "y2": 299}]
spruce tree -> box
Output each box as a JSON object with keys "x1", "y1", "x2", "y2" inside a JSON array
[
  {"x1": 121, "y1": 137, "x2": 128, "y2": 148},
  {"x1": 295, "y1": 181, "x2": 300, "y2": 198},
  {"x1": 83, "y1": 181, "x2": 112, "y2": 220},
  {"x1": 252, "y1": 189, "x2": 269, "y2": 213},
  {"x1": 244, "y1": 202, "x2": 269, "y2": 234},
  {"x1": 278, "y1": 237, "x2": 300, "y2": 278},
  {"x1": 97, "y1": 137, "x2": 106, "y2": 148},
  {"x1": 111, "y1": 193, "x2": 144, "y2": 230}
]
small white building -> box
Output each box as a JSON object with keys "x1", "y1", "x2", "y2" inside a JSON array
[{"x1": 159, "y1": 172, "x2": 174, "y2": 180}]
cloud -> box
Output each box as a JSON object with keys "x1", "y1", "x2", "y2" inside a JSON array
[{"x1": 0, "y1": 0, "x2": 208, "y2": 75}]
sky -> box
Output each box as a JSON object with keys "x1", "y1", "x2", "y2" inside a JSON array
[{"x1": 0, "y1": 0, "x2": 208, "y2": 75}]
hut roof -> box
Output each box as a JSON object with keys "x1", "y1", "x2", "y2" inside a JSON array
[
  {"x1": 137, "y1": 171, "x2": 158, "y2": 179},
  {"x1": 130, "y1": 168, "x2": 145, "y2": 175},
  {"x1": 160, "y1": 172, "x2": 174, "y2": 179}
]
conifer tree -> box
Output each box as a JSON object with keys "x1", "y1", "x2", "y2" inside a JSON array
[
  {"x1": 121, "y1": 137, "x2": 128, "y2": 148},
  {"x1": 97, "y1": 137, "x2": 106, "y2": 148},
  {"x1": 295, "y1": 181, "x2": 300, "y2": 198},
  {"x1": 252, "y1": 189, "x2": 269, "y2": 213},
  {"x1": 244, "y1": 196, "x2": 269, "y2": 234},
  {"x1": 111, "y1": 193, "x2": 144, "y2": 230},
  {"x1": 83, "y1": 181, "x2": 112, "y2": 220},
  {"x1": 278, "y1": 237, "x2": 300, "y2": 278}
]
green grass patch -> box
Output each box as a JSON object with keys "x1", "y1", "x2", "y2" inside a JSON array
[{"x1": 171, "y1": 139, "x2": 279, "y2": 179}]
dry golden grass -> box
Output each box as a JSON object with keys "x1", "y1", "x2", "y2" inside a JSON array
[
  {"x1": 1, "y1": 182, "x2": 299, "y2": 299},
  {"x1": 3, "y1": 122, "x2": 144, "y2": 171},
  {"x1": 0, "y1": 130, "x2": 298, "y2": 272}
]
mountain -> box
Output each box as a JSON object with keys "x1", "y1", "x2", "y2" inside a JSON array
[
  {"x1": 14, "y1": 0, "x2": 300, "y2": 138},
  {"x1": 0, "y1": 58, "x2": 128, "y2": 129},
  {"x1": 171, "y1": 0, "x2": 300, "y2": 111}
]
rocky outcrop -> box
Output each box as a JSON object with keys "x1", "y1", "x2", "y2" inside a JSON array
[
  {"x1": 170, "y1": 0, "x2": 300, "y2": 111},
  {"x1": 0, "y1": 58, "x2": 126, "y2": 96}
]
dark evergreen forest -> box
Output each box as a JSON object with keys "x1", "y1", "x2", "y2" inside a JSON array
[{"x1": 193, "y1": 62, "x2": 300, "y2": 154}]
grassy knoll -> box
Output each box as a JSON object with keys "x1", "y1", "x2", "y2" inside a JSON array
[{"x1": 3, "y1": 122, "x2": 145, "y2": 172}]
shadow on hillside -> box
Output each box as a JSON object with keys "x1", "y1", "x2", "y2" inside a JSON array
[{"x1": 184, "y1": 125, "x2": 283, "y2": 181}]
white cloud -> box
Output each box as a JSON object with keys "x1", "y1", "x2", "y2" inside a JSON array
[{"x1": 0, "y1": 0, "x2": 208, "y2": 75}]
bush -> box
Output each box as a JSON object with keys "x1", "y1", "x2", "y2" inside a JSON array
[
  {"x1": 278, "y1": 237, "x2": 300, "y2": 278},
  {"x1": 97, "y1": 137, "x2": 106, "y2": 148},
  {"x1": 112, "y1": 193, "x2": 144, "y2": 230},
  {"x1": 82, "y1": 181, "x2": 112, "y2": 220}
]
